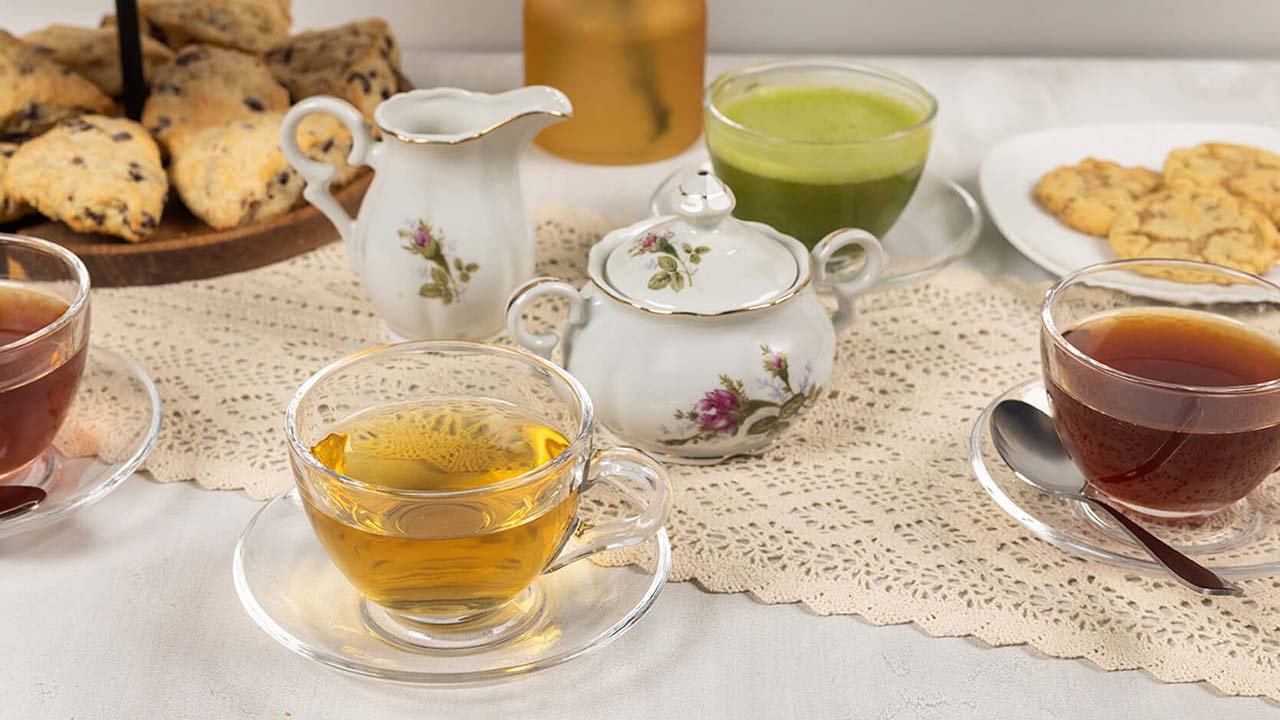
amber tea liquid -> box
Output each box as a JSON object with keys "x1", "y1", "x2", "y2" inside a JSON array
[
  {"x1": 0, "y1": 285, "x2": 85, "y2": 478},
  {"x1": 304, "y1": 399, "x2": 577, "y2": 618},
  {"x1": 1047, "y1": 308, "x2": 1280, "y2": 515}
]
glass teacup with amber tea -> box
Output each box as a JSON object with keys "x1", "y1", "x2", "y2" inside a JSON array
[
  {"x1": 0, "y1": 234, "x2": 90, "y2": 485},
  {"x1": 1042, "y1": 259, "x2": 1280, "y2": 519},
  {"x1": 287, "y1": 341, "x2": 672, "y2": 651}
]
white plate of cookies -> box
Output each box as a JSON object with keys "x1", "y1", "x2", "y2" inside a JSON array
[{"x1": 980, "y1": 123, "x2": 1280, "y2": 296}]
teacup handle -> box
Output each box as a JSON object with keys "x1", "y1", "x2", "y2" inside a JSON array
[
  {"x1": 811, "y1": 229, "x2": 887, "y2": 333},
  {"x1": 505, "y1": 277, "x2": 586, "y2": 363},
  {"x1": 545, "y1": 447, "x2": 673, "y2": 573},
  {"x1": 280, "y1": 96, "x2": 378, "y2": 273}
]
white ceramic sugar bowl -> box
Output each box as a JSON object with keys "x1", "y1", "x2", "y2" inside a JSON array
[{"x1": 506, "y1": 171, "x2": 885, "y2": 462}]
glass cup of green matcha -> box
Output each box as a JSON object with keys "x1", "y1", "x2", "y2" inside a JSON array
[{"x1": 704, "y1": 61, "x2": 936, "y2": 250}]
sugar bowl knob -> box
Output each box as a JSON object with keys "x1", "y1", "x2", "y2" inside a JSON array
[{"x1": 676, "y1": 170, "x2": 735, "y2": 229}]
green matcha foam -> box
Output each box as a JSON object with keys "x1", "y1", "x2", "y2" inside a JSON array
[{"x1": 707, "y1": 85, "x2": 932, "y2": 185}]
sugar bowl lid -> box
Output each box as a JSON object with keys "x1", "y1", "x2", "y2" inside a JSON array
[{"x1": 596, "y1": 171, "x2": 804, "y2": 314}]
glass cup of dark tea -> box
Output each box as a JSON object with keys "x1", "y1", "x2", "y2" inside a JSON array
[
  {"x1": 287, "y1": 340, "x2": 673, "y2": 651},
  {"x1": 1042, "y1": 259, "x2": 1280, "y2": 519},
  {"x1": 0, "y1": 234, "x2": 90, "y2": 485}
]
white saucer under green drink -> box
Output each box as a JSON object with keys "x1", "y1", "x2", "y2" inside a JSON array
[{"x1": 705, "y1": 62, "x2": 936, "y2": 249}]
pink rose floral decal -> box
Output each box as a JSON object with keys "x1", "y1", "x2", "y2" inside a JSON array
[
  {"x1": 398, "y1": 220, "x2": 480, "y2": 305},
  {"x1": 664, "y1": 346, "x2": 821, "y2": 446},
  {"x1": 628, "y1": 230, "x2": 710, "y2": 292},
  {"x1": 692, "y1": 388, "x2": 742, "y2": 433}
]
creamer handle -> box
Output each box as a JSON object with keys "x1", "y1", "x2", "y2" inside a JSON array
[
  {"x1": 280, "y1": 96, "x2": 377, "y2": 274},
  {"x1": 811, "y1": 229, "x2": 887, "y2": 333},
  {"x1": 505, "y1": 277, "x2": 586, "y2": 363}
]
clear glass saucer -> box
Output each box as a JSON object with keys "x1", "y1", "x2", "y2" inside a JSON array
[
  {"x1": 649, "y1": 161, "x2": 982, "y2": 292},
  {"x1": 233, "y1": 487, "x2": 672, "y2": 685},
  {"x1": 0, "y1": 345, "x2": 162, "y2": 539},
  {"x1": 971, "y1": 378, "x2": 1280, "y2": 579}
]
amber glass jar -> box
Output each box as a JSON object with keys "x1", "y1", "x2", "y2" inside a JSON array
[{"x1": 524, "y1": 0, "x2": 705, "y2": 165}]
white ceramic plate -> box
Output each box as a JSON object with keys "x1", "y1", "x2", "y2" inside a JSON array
[{"x1": 980, "y1": 122, "x2": 1280, "y2": 289}]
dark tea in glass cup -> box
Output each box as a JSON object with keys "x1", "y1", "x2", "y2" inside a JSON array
[
  {"x1": 1040, "y1": 259, "x2": 1280, "y2": 519},
  {"x1": 0, "y1": 234, "x2": 91, "y2": 485}
]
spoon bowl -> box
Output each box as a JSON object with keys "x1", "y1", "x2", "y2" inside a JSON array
[{"x1": 991, "y1": 400, "x2": 1084, "y2": 496}]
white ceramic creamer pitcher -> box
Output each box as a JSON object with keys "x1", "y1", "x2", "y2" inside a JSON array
[{"x1": 280, "y1": 87, "x2": 571, "y2": 340}]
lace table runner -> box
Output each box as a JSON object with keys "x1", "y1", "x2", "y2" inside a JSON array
[{"x1": 88, "y1": 205, "x2": 1280, "y2": 700}]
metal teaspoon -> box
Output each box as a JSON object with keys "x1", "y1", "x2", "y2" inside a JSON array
[
  {"x1": 991, "y1": 399, "x2": 1243, "y2": 597},
  {"x1": 0, "y1": 485, "x2": 45, "y2": 521}
]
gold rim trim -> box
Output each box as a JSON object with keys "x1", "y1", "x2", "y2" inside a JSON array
[
  {"x1": 589, "y1": 272, "x2": 811, "y2": 317},
  {"x1": 506, "y1": 276, "x2": 569, "y2": 314},
  {"x1": 378, "y1": 110, "x2": 570, "y2": 146}
]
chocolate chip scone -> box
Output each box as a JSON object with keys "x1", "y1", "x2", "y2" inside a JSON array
[
  {"x1": 0, "y1": 31, "x2": 114, "y2": 135},
  {"x1": 170, "y1": 113, "x2": 305, "y2": 230},
  {"x1": 22, "y1": 25, "x2": 174, "y2": 97},
  {"x1": 100, "y1": 13, "x2": 155, "y2": 36},
  {"x1": 295, "y1": 114, "x2": 359, "y2": 186},
  {"x1": 267, "y1": 19, "x2": 401, "y2": 121},
  {"x1": 141, "y1": 44, "x2": 289, "y2": 154},
  {"x1": 0, "y1": 138, "x2": 33, "y2": 223},
  {"x1": 101, "y1": 12, "x2": 193, "y2": 50},
  {"x1": 140, "y1": 0, "x2": 291, "y2": 54},
  {"x1": 3, "y1": 116, "x2": 167, "y2": 242}
]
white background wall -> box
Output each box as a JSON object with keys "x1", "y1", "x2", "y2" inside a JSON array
[{"x1": 3, "y1": 0, "x2": 1279, "y2": 57}]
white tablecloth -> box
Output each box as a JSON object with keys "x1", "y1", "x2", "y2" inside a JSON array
[{"x1": 6, "y1": 53, "x2": 1280, "y2": 719}]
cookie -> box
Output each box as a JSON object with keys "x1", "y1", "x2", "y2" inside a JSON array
[
  {"x1": 0, "y1": 138, "x2": 33, "y2": 223},
  {"x1": 139, "y1": 0, "x2": 291, "y2": 54},
  {"x1": 0, "y1": 31, "x2": 114, "y2": 135},
  {"x1": 3, "y1": 116, "x2": 167, "y2": 242},
  {"x1": 1227, "y1": 170, "x2": 1280, "y2": 227},
  {"x1": 267, "y1": 20, "x2": 401, "y2": 121},
  {"x1": 1034, "y1": 158, "x2": 1162, "y2": 236},
  {"x1": 170, "y1": 113, "x2": 305, "y2": 229},
  {"x1": 141, "y1": 44, "x2": 289, "y2": 154},
  {"x1": 22, "y1": 25, "x2": 174, "y2": 97},
  {"x1": 1108, "y1": 187, "x2": 1280, "y2": 282},
  {"x1": 1164, "y1": 143, "x2": 1280, "y2": 193}
]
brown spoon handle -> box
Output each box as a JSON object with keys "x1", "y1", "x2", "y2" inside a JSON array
[{"x1": 1085, "y1": 496, "x2": 1243, "y2": 597}]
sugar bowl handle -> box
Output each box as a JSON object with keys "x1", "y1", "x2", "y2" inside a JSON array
[
  {"x1": 280, "y1": 96, "x2": 378, "y2": 273},
  {"x1": 505, "y1": 277, "x2": 586, "y2": 362},
  {"x1": 812, "y1": 229, "x2": 887, "y2": 333},
  {"x1": 545, "y1": 446, "x2": 673, "y2": 573}
]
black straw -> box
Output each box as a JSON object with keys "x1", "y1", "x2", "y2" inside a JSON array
[{"x1": 114, "y1": 0, "x2": 147, "y2": 119}]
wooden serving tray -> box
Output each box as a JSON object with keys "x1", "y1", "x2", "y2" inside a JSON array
[{"x1": 6, "y1": 173, "x2": 369, "y2": 287}]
